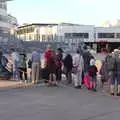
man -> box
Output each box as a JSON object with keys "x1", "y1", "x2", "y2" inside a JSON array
[
  {"x1": 83, "y1": 46, "x2": 93, "y2": 73},
  {"x1": 55, "y1": 48, "x2": 63, "y2": 81},
  {"x1": 105, "y1": 49, "x2": 117, "y2": 96},
  {"x1": 113, "y1": 49, "x2": 120, "y2": 96},
  {"x1": 31, "y1": 48, "x2": 41, "y2": 84},
  {"x1": 11, "y1": 48, "x2": 20, "y2": 81}
]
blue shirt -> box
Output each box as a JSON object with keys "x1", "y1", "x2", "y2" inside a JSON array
[{"x1": 31, "y1": 51, "x2": 40, "y2": 63}]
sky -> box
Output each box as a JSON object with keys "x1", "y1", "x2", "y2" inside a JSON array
[{"x1": 7, "y1": 0, "x2": 120, "y2": 26}]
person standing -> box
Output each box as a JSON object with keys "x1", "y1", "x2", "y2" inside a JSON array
[
  {"x1": 0, "y1": 51, "x2": 12, "y2": 78},
  {"x1": 19, "y1": 53, "x2": 27, "y2": 82},
  {"x1": 113, "y1": 49, "x2": 120, "y2": 96},
  {"x1": 55, "y1": 48, "x2": 63, "y2": 82},
  {"x1": 105, "y1": 50, "x2": 116, "y2": 96},
  {"x1": 63, "y1": 51, "x2": 73, "y2": 85},
  {"x1": 11, "y1": 48, "x2": 20, "y2": 81},
  {"x1": 73, "y1": 49, "x2": 84, "y2": 88},
  {"x1": 44, "y1": 44, "x2": 57, "y2": 85},
  {"x1": 31, "y1": 49, "x2": 41, "y2": 84},
  {"x1": 27, "y1": 57, "x2": 32, "y2": 83},
  {"x1": 6, "y1": 54, "x2": 13, "y2": 74},
  {"x1": 88, "y1": 58, "x2": 98, "y2": 91},
  {"x1": 83, "y1": 46, "x2": 93, "y2": 73}
]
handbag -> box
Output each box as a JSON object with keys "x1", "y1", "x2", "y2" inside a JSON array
[
  {"x1": 84, "y1": 73, "x2": 93, "y2": 89},
  {"x1": 63, "y1": 67, "x2": 67, "y2": 74},
  {"x1": 72, "y1": 66, "x2": 78, "y2": 74}
]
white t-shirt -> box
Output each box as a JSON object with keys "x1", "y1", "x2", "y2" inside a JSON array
[{"x1": 11, "y1": 52, "x2": 20, "y2": 62}]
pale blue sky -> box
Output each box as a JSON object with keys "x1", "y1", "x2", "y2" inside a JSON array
[{"x1": 7, "y1": 0, "x2": 120, "y2": 26}]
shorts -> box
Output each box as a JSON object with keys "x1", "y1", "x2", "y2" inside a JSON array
[
  {"x1": 108, "y1": 71, "x2": 116, "y2": 85},
  {"x1": 91, "y1": 76, "x2": 97, "y2": 82},
  {"x1": 116, "y1": 71, "x2": 120, "y2": 85}
]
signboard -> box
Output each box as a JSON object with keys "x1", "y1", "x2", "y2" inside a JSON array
[{"x1": 96, "y1": 40, "x2": 108, "y2": 43}]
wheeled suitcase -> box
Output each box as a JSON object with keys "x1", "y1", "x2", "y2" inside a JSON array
[
  {"x1": 40, "y1": 67, "x2": 49, "y2": 80},
  {"x1": 84, "y1": 73, "x2": 93, "y2": 89}
]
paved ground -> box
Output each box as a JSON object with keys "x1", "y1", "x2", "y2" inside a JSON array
[
  {"x1": 0, "y1": 85, "x2": 120, "y2": 120},
  {"x1": 0, "y1": 54, "x2": 119, "y2": 120},
  {"x1": 0, "y1": 80, "x2": 22, "y2": 88}
]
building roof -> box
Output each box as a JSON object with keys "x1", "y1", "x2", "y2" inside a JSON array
[
  {"x1": 18, "y1": 23, "x2": 94, "y2": 29},
  {"x1": 0, "y1": 0, "x2": 13, "y2": 1},
  {"x1": 18, "y1": 23, "x2": 58, "y2": 28}
]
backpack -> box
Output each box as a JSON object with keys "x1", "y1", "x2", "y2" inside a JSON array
[
  {"x1": 55, "y1": 54, "x2": 62, "y2": 68},
  {"x1": 83, "y1": 52, "x2": 93, "y2": 72},
  {"x1": 105, "y1": 54, "x2": 116, "y2": 71},
  {"x1": 28, "y1": 59, "x2": 32, "y2": 68}
]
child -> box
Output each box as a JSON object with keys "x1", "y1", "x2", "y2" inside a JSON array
[
  {"x1": 27, "y1": 58, "x2": 32, "y2": 83},
  {"x1": 88, "y1": 58, "x2": 98, "y2": 91}
]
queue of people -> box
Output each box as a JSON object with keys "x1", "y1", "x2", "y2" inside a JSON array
[
  {"x1": 0, "y1": 45, "x2": 97, "y2": 91},
  {"x1": 1, "y1": 45, "x2": 120, "y2": 96}
]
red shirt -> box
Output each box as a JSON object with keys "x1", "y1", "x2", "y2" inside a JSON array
[{"x1": 44, "y1": 49, "x2": 54, "y2": 62}]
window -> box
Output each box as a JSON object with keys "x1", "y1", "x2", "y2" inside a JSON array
[
  {"x1": 29, "y1": 34, "x2": 32, "y2": 40},
  {"x1": 17, "y1": 26, "x2": 35, "y2": 35},
  {"x1": 42, "y1": 35, "x2": 45, "y2": 41},
  {"x1": 0, "y1": 2, "x2": 7, "y2": 10},
  {"x1": 98, "y1": 33, "x2": 114, "y2": 38},
  {"x1": 116, "y1": 33, "x2": 120, "y2": 38},
  {"x1": 64, "y1": 33, "x2": 72, "y2": 38},
  {"x1": 64, "y1": 33, "x2": 89, "y2": 38},
  {"x1": 0, "y1": 15, "x2": 8, "y2": 23}
]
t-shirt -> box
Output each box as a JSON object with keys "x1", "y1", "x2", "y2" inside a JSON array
[
  {"x1": 31, "y1": 51, "x2": 40, "y2": 63},
  {"x1": 88, "y1": 65, "x2": 98, "y2": 77}
]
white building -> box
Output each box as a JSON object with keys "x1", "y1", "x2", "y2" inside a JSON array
[
  {"x1": 39, "y1": 23, "x2": 95, "y2": 44},
  {"x1": 95, "y1": 27, "x2": 120, "y2": 52},
  {"x1": 16, "y1": 23, "x2": 120, "y2": 52},
  {"x1": 95, "y1": 27, "x2": 120, "y2": 42},
  {"x1": 0, "y1": 0, "x2": 17, "y2": 34}
]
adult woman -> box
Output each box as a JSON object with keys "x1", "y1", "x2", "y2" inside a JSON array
[
  {"x1": 44, "y1": 44, "x2": 57, "y2": 85},
  {"x1": 19, "y1": 53, "x2": 27, "y2": 82},
  {"x1": 63, "y1": 51, "x2": 73, "y2": 85}
]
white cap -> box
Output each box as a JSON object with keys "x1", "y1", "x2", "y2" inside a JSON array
[
  {"x1": 114, "y1": 49, "x2": 119, "y2": 52},
  {"x1": 112, "y1": 52, "x2": 114, "y2": 54},
  {"x1": 90, "y1": 59, "x2": 95, "y2": 66}
]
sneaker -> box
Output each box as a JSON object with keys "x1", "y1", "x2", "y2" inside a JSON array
[
  {"x1": 87, "y1": 88, "x2": 91, "y2": 90},
  {"x1": 74, "y1": 86, "x2": 79, "y2": 89},
  {"x1": 116, "y1": 93, "x2": 120, "y2": 96},
  {"x1": 74, "y1": 86, "x2": 81, "y2": 89},
  {"x1": 24, "y1": 80, "x2": 27, "y2": 83},
  {"x1": 78, "y1": 85, "x2": 82, "y2": 89},
  {"x1": 32, "y1": 80, "x2": 35, "y2": 84},
  {"x1": 92, "y1": 88, "x2": 97, "y2": 92},
  {"x1": 110, "y1": 93, "x2": 114, "y2": 96}
]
